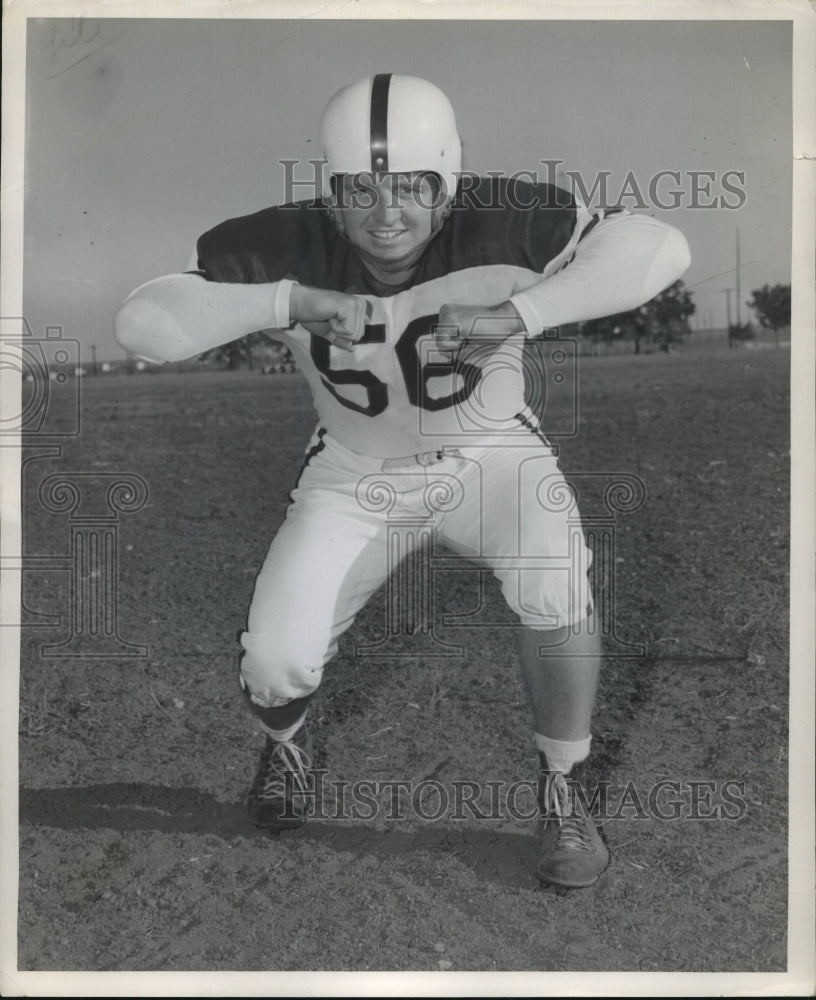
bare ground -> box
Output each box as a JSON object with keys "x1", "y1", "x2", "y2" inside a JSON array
[{"x1": 15, "y1": 345, "x2": 791, "y2": 977}]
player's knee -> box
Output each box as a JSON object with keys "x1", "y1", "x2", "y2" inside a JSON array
[
  {"x1": 499, "y1": 571, "x2": 594, "y2": 632},
  {"x1": 238, "y1": 629, "x2": 330, "y2": 707}
]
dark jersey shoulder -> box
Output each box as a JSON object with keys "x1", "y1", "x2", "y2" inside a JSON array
[
  {"x1": 426, "y1": 175, "x2": 579, "y2": 278},
  {"x1": 195, "y1": 200, "x2": 341, "y2": 286},
  {"x1": 195, "y1": 175, "x2": 579, "y2": 293}
]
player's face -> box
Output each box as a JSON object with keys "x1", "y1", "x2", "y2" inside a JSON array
[{"x1": 332, "y1": 172, "x2": 443, "y2": 267}]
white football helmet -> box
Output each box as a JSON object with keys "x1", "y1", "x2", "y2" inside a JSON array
[{"x1": 318, "y1": 74, "x2": 461, "y2": 201}]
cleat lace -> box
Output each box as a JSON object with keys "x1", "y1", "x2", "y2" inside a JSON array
[
  {"x1": 541, "y1": 771, "x2": 595, "y2": 854},
  {"x1": 256, "y1": 736, "x2": 313, "y2": 805},
  {"x1": 552, "y1": 815, "x2": 594, "y2": 853}
]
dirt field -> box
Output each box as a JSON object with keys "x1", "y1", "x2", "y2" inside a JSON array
[{"x1": 12, "y1": 344, "x2": 797, "y2": 986}]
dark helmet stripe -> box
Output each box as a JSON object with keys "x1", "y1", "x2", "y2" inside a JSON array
[{"x1": 369, "y1": 73, "x2": 392, "y2": 172}]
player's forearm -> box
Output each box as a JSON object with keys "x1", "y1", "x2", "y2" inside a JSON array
[
  {"x1": 114, "y1": 273, "x2": 296, "y2": 363},
  {"x1": 509, "y1": 214, "x2": 691, "y2": 334}
]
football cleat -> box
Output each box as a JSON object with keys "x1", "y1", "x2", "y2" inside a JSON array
[
  {"x1": 537, "y1": 767, "x2": 609, "y2": 889},
  {"x1": 247, "y1": 723, "x2": 314, "y2": 832}
]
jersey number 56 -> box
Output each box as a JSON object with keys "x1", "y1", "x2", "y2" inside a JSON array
[{"x1": 310, "y1": 315, "x2": 482, "y2": 417}]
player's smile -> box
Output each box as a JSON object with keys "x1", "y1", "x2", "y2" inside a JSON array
[{"x1": 369, "y1": 229, "x2": 407, "y2": 240}]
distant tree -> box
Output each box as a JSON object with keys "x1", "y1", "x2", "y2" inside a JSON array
[
  {"x1": 728, "y1": 321, "x2": 755, "y2": 346},
  {"x1": 646, "y1": 280, "x2": 696, "y2": 352},
  {"x1": 576, "y1": 315, "x2": 627, "y2": 354},
  {"x1": 580, "y1": 279, "x2": 695, "y2": 354},
  {"x1": 201, "y1": 329, "x2": 288, "y2": 371},
  {"x1": 747, "y1": 283, "x2": 791, "y2": 347}
]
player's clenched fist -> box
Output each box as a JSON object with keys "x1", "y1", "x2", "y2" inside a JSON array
[
  {"x1": 433, "y1": 301, "x2": 527, "y2": 354},
  {"x1": 289, "y1": 285, "x2": 370, "y2": 351}
]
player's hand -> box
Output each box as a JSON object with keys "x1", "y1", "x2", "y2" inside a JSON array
[
  {"x1": 289, "y1": 285, "x2": 371, "y2": 351},
  {"x1": 434, "y1": 301, "x2": 527, "y2": 355}
]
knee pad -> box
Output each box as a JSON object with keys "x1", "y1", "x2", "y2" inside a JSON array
[
  {"x1": 498, "y1": 544, "x2": 594, "y2": 631},
  {"x1": 239, "y1": 629, "x2": 330, "y2": 708}
]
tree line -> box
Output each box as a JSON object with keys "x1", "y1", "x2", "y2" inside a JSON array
[{"x1": 572, "y1": 281, "x2": 790, "y2": 355}]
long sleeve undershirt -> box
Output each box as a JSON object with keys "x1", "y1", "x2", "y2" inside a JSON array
[
  {"x1": 114, "y1": 213, "x2": 690, "y2": 363},
  {"x1": 509, "y1": 212, "x2": 690, "y2": 334},
  {"x1": 115, "y1": 275, "x2": 296, "y2": 364}
]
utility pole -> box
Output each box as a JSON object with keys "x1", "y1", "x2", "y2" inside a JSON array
[
  {"x1": 735, "y1": 228, "x2": 742, "y2": 327},
  {"x1": 721, "y1": 288, "x2": 733, "y2": 328},
  {"x1": 91, "y1": 344, "x2": 98, "y2": 376},
  {"x1": 721, "y1": 289, "x2": 733, "y2": 348}
]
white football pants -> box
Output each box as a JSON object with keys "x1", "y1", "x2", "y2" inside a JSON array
[{"x1": 240, "y1": 428, "x2": 593, "y2": 708}]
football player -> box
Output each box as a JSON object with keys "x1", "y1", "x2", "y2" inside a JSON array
[{"x1": 116, "y1": 74, "x2": 690, "y2": 888}]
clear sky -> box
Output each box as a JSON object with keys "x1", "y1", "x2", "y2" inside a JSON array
[{"x1": 22, "y1": 16, "x2": 792, "y2": 359}]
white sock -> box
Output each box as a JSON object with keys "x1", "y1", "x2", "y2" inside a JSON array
[
  {"x1": 261, "y1": 714, "x2": 307, "y2": 743},
  {"x1": 535, "y1": 733, "x2": 592, "y2": 775}
]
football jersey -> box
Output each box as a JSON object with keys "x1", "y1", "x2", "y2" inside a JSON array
[{"x1": 195, "y1": 176, "x2": 598, "y2": 459}]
